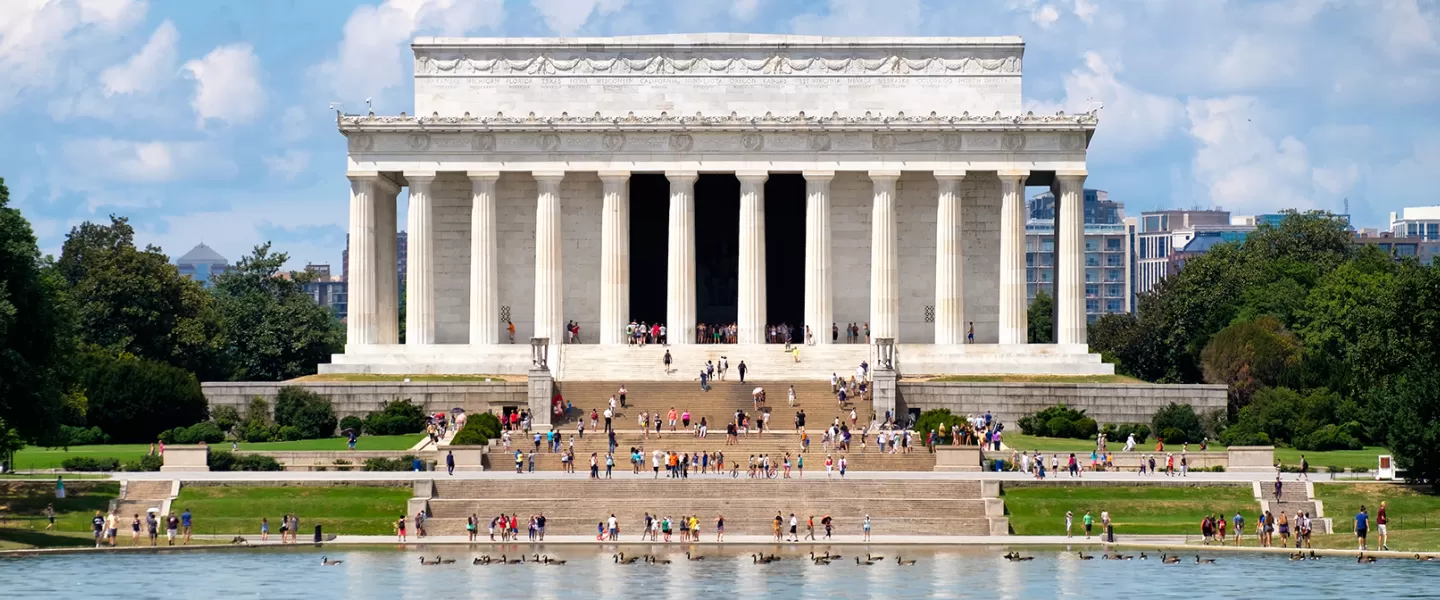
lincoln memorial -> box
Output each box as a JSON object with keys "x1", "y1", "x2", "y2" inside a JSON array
[{"x1": 324, "y1": 34, "x2": 1113, "y2": 381}]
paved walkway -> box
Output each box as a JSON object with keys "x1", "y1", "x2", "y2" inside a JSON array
[{"x1": 105, "y1": 469, "x2": 1325, "y2": 482}]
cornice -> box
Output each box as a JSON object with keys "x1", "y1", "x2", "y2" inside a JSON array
[
  {"x1": 337, "y1": 110, "x2": 1099, "y2": 134},
  {"x1": 414, "y1": 54, "x2": 1022, "y2": 77}
]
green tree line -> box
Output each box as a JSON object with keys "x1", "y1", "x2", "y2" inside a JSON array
[
  {"x1": 0, "y1": 177, "x2": 343, "y2": 446},
  {"x1": 1086, "y1": 210, "x2": 1440, "y2": 485}
]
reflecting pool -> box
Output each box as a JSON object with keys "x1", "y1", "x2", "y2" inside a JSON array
[{"x1": 2, "y1": 544, "x2": 1436, "y2": 599}]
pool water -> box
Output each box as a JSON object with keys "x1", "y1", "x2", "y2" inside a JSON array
[{"x1": 2, "y1": 544, "x2": 1436, "y2": 599}]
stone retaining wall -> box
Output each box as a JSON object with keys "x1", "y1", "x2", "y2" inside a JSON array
[
  {"x1": 897, "y1": 381, "x2": 1227, "y2": 426},
  {"x1": 202, "y1": 381, "x2": 528, "y2": 418}
]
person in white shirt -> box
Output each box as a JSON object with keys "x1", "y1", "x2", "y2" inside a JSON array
[
  {"x1": 788, "y1": 385, "x2": 796, "y2": 407},
  {"x1": 1124, "y1": 433, "x2": 1136, "y2": 452}
]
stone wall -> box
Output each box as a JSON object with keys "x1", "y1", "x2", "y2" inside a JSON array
[
  {"x1": 202, "y1": 381, "x2": 528, "y2": 419},
  {"x1": 897, "y1": 381, "x2": 1227, "y2": 426}
]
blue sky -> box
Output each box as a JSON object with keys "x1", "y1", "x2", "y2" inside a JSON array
[{"x1": 2, "y1": 0, "x2": 1437, "y2": 268}]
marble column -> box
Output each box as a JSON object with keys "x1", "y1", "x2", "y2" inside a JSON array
[
  {"x1": 599, "y1": 171, "x2": 631, "y2": 345},
  {"x1": 737, "y1": 171, "x2": 768, "y2": 345},
  {"x1": 346, "y1": 172, "x2": 378, "y2": 348},
  {"x1": 404, "y1": 172, "x2": 436, "y2": 346},
  {"x1": 468, "y1": 171, "x2": 499, "y2": 345},
  {"x1": 533, "y1": 171, "x2": 566, "y2": 355},
  {"x1": 998, "y1": 170, "x2": 1029, "y2": 345},
  {"x1": 666, "y1": 171, "x2": 697, "y2": 344},
  {"x1": 803, "y1": 170, "x2": 834, "y2": 344},
  {"x1": 869, "y1": 171, "x2": 901, "y2": 341},
  {"x1": 374, "y1": 177, "x2": 399, "y2": 344},
  {"x1": 1056, "y1": 170, "x2": 1088, "y2": 345},
  {"x1": 933, "y1": 171, "x2": 966, "y2": 344}
]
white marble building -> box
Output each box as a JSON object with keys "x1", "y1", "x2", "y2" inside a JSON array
[{"x1": 324, "y1": 34, "x2": 1112, "y2": 379}]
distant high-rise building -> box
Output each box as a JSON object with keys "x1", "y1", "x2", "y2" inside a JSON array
[
  {"x1": 305, "y1": 263, "x2": 332, "y2": 280},
  {"x1": 1390, "y1": 206, "x2": 1440, "y2": 241},
  {"x1": 1025, "y1": 189, "x2": 1132, "y2": 321},
  {"x1": 175, "y1": 243, "x2": 229, "y2": 287},
  {"x1": 1134, "y1": 210, "x2": 1252, "y2": 299}
]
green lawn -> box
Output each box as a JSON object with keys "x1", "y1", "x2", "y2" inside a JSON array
[
  {"x1": 999, "y1": 434, "x2": 1384, "y2": 470},
  {"x1": 1316, "y1": 483, "x2": 1440, "y2": 533},
  {"x1": 291, "y1": 373, "x2": 513, "y2": 382},
  {"x1": 0, "y1": 481, "x2": 119, "y2": 532},
  {"x1": 925, "y1": 374, "x2": 1146, "y2": 384},
  {"x1": 12, "y1": 435, "x2": 421, "y2": 470},
  {"x1": 172, "y1": 485, "x2": 411, "y2": 536},
  {"x1": 1004, "y1": 484, "x2": 1256, "y2": 535}
]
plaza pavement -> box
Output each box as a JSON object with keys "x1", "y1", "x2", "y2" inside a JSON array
[{"x1": 105, "y1": 469, "x2": 1330, "y2": 483}]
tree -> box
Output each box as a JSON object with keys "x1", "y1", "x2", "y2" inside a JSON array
[
  {"x1": 1200, "y1": 316, "x2": 1303, "y2": 416},
  {"x1": 1027, "y1": 290, "x2": 1054, "y2": 344},
  {"x1": 273, "y1": 386, "x2": 338, "y2": 439},
  {"x1": 1151, "y1": 403, "x2": 1205, "y2": 445},
  {"x1": 78, "y1": 349, "x2": 209, "y2": 443},
  {"x1": 212, "y1": 243, "x2": 345, "y2": 381},
  {"x1": 1088, "y1": 312, "x2": 1168, "y2": 382},
  {"x1": 55, "y1": 217, "x2": 226, "y2": 380},
  {"x1": 1373, "y1": 367, "x2": 1440, "y2": 489},
  {"x1": 0, "y1": 177, "x2": 69, "y2": 441}
]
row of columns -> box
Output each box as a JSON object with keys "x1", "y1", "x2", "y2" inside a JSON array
[{"x1": 345, "y1": 169, "x2": 1087, "y2": 350}]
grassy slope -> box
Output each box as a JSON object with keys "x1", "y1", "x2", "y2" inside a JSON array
[
  {"x1": 13, "y1": 435, "x2": 421, "y2": 470},
  {"x1": 0, "y1": 481, "x2": 119, "y2": 533},
  {"x1": 172, "y1": 485, "x2": 411, "y2": 536},
  {"x1": 1004, "y1": 484, "x2": 1256, "y2": 535}
]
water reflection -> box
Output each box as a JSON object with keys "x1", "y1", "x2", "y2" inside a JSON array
[{"x1": 1, "y1": 545, "x2": 1438, "y2": 600}]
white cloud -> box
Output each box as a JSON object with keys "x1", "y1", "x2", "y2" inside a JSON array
[
  {"x1": 1031, "y1": 4, "x2": 1059, "y2": 29},
  {"x1": 1186, "y1": 96, "x2": 1355, "y2": 213},
  {"x1": 530, "y1": 0, "x2": 627, "y2": 35},
  {"x1": 0, "y1": 0, "x2": 146, "y2": 107},
  {"x1": 183, "y1": 44, "x2": 265, "y2": 127},
  {"x1": 1071, "y1": 0, "x2": 1096, "y2": 24},
  {"x1": 262, "y1": 150, "x2": 312, "y2": 181},
  {"x1": 99, "y1": 20, "x2": 178, "y2": 96},
  {"x1": 278, "y1": 105, "x2": 314, "y2": 143},
  {"x1": 790, "y1": 0, "x2": 923, "y2": 35},
  {"x1": 1026, "y1": 52, "x2": 1185, "y2": 160},
  {"x1": 314, "y1": 0, "x2": 504, "y2": 106},
  {"x1": 60, "y1": 138, "x2": 238, "y2": 184},
  {"x1": 1372, "y1": 0, "x2": 1439, "y2": 59}
]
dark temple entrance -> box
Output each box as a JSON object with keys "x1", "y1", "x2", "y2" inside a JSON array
[
  {"x1": 628, "y1": 174, "x2": 669, "y2": 325},
  {"x1": 695, "y1": 174, "x2": 739, "y2": 328},
  {"x1": 765, "y1": 174, "x2": 806, "y2": 335}
]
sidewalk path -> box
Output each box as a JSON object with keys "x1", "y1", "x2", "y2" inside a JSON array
[{"x1": 105, "y1": 470, "x2": 1328, "y2": 483}]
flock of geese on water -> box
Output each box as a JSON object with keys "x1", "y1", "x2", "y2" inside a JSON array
[{"x1": 317, "y1": 550, "x2": 1437, "y2": 567}]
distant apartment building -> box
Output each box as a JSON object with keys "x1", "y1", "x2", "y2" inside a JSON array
[
  {"x1": 301, "y1": 263, "x2": 348, "y2": 320},
  {"x1": 1390, "y1": 206, "x2": 1440, "y2": 241},
  {"x1": 1355, "y1": 229, "x2": 1440, "y2": 265},
  {"x1": 175, "y1": 242, "x2": 229, "y2": 287},
  {"x1": 1134, "y1": 210, "x2": 1253, "y2": 298},
  {"x1": 1026, "y1": 189, "x2": 1132, "y2": 321}
]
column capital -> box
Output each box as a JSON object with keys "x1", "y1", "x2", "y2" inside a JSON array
[
  {"x1": 736, "y1": 170, "x2": 769, "y2": 183},
  {"x1": 997, "y1": 169, "x2": 1031, "y2": 180},
  {"x1": 665, "y1": 170, "x2": 699, "y2": 184},
  {"x1": 868, "y1": 170, "x2": 902, "y2": 183},
  {"x1": 403, "y1": 171, "x2": 437, "y2": 181},
  {"x1": 532, "y1": 170, "x2": 566, "y2": 182},
  {"x1": 346, "y1": 170, "x2": 379, "y2": 182},
  {"x1": 1056, "y1": 169, "x2": 1088, "y2": 182},
  {"x1": 598, "y1": 170, "x2": 631, "y2": 183},
  {"x1": 933, "y1": 170, "x2": 967, "y2": 181},
  {"x1": 467, "y1": 170, "x2": 500, "y2": 182},
  {"x1": 802, "y1": 170, "x2": 835, "y2": 181}
]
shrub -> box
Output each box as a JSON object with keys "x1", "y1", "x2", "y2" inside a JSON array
[
  {"x1": 62, "y1": 456, "x2": 120, "y2": 472},
  {"x1": 339, "y1": 415, "x2": 364, "y2": 434},
  {"x1": 363, "y1": 455, "x2": 419, "y2": 471},
  {"x1": 277, "y1": 425, "x2": 304, "y2": 441},
  {"x1": 1018, "y1": 405, "x2": 1094, "y2": 439},
  {"x1": 273, "y1": 387, "x2": 338, "y2": 439},
  {"x1": 451, "y1": 421, "x2": 490, "y2": 446},
  {"x1": 208, "y1": 451, "x2": 281, "y2": 471},
  {"x1": 240, "y1": 423, "x2": 279, "y2": 443},
  {"x1": 211, "y1": 405, "x2": 241, "y2": 433},
  {"x1": 120, "y1": 454, "x2": 164, "y2": 472},
  {"x1": 77, "y1": 350, "x2": 209, "y2": 443},
  {"x1": 473, "y1": 412, "x2": 502, "y2": 439},
  {"x1": 60, "y1": 425, "x2": 110, "y2": 446},
  {"x1": 333, "y1": 459, "x2": 353, "y2": 472},
  {"x1": 1101, "y1": 423, "x2": 1150, "y2": 445},
  {"x1": 363, "y1": 399, "x2": 426, "y2": 435},
  {"x1": 160, "y1": 421, "x2": 226, "y2": 445},
  {"x1": 1152, "y1": 403, "x2": 1204, "y2": 445},
  {"x1": 1294, "y1": 423, "x2": 1363, "y2": 451},
  {"x1": 914, "y1": 409, "x2": 967, "y2": 444},
  {"x1": 1220, "y1": 429, "x2": 1272, "y2": 446}
]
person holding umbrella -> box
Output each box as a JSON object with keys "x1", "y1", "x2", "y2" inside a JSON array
[{"x1": 343, "y1": 427, "x2": 359, "y2": 451}]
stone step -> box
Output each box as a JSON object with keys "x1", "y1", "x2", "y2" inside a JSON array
[
  {"x1": 420, "y1": 516, "x2": 992, "y2": 536},
  {"x1": 428, "y1": 498, "x2": 986, "y2": 519},
  {"x1": 557, "y1": 344, "x2": 875, "y2": 382},
  {"x1": 432, "y1": 479, "x2": 979, "y2": 499},
  {"x1": 486, "y1": 456, "x2": 936, "y2": 472},
  {"x1": 123, "y1": 480, "x2": 173, "y2": 500}
]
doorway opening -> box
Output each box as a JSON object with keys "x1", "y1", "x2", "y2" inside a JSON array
[
  {"x1": 694, "y1": 174, "x2": 739, "y2": 330},
  {"x1": 765, "y1": 174, "x2": 806, "y2": 337},
  {"x1": 628, "y1": 174, "x2": 669, "y2": 326}
]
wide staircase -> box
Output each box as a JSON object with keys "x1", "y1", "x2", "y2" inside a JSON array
[
  {"x1": 498, "y1": 380, "x2": 934, "y2": 471},
  {"x1": 424, "y1": 479, "x2": 988, "y2": 536},
  {"x1": 1261, "y1": 482, "x2": 1318, "y2": 519},
  {"x1": 557, "y1": 343, "x2": 873, "y2": 381},
  {"x1": 111, "y1": 480, "x2": 173, "y2": 518}
]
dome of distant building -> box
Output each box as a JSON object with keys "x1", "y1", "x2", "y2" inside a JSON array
[{"x1": 176, "y1": 242, "x2": 230, "y2": 286}]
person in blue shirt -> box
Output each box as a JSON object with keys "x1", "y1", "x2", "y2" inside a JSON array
[
  {"x1": 1233, "y1": 512, "x2": 1245, "y2": 546},
  {"x1": 1355, "y1": 505, "x2": 1370, "y2": 551},
  {"x1": 180, "y1": 509, "x2": 193, "y2": 545}
]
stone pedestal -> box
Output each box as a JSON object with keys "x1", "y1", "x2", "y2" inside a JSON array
[
  {"x1": 872, "y1": 369, "x2": 898, "y2": 420},
  {"x1": 527, "y1": 368, "x2": 554, "y2": 430},
  {"x1": 161, "y1": 445, "x2": 210, "y2": 472}
]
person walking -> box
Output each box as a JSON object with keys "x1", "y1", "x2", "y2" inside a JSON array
[
  {"x1": 738, "y1": 360, "x2": 747, "y2": 384},
  {"x1": 445, "y1": 450, "x2": 455, "y2": 476},
  {"x1": 1378, "y1": 501, "x2": 1390, "y2": 551},
  {"x1": 1082, "y1": 511, "x2": 1093, "y2": 539},
  {"x1": 862, "y1": 515, "x2": 871, "y2": 541},
  {"x1": 1065, "y1": 510, "x2": 1073, "y2": 538},
  {"x1": 1356, "y1": 505, "x2": 1370, "y2": 551}
]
